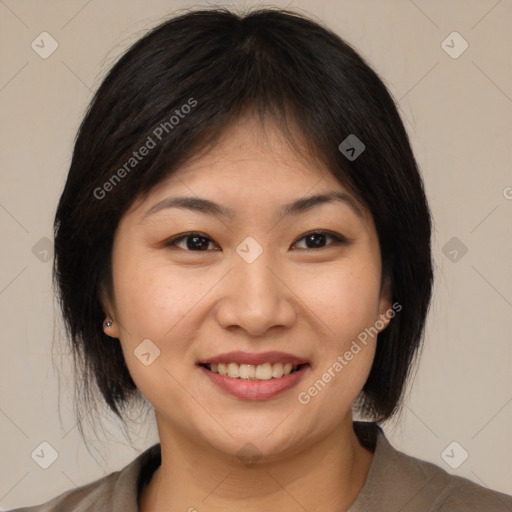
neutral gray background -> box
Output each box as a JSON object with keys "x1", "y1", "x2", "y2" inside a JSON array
[{"x1": 1, "y1": 0, "x2": 511, "y2": 509}]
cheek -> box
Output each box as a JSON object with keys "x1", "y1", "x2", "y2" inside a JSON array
[
  {"x1": 294, "y1": 259, "x2": 381, "y2": 406},
  {"x1": 293, "y1": 258, "x2": 382, "y2": 341},
  {"x1": 112, "y1": 247, "x2": 206, "y2": 339},
  {"x1": 110, "y1": 255, "x2": 202, "y2": 405}
]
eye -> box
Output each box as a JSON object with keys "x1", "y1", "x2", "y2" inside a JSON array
[
  {"x1": 164, "y1": 232, "x2": 218, "y2": 251},
  {"x1": 164, "y1": 229, "x2": 347, "y2": 252},
  {"x1": 292, "y1": 230, "x2": 346, "y2": 250}
]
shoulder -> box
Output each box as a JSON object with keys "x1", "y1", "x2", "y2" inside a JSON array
[
  {"x1": 352, "y1": 422, "x2": 512, "y2": 512},
  {"x1": 7, "y1": 443, "x2": 161, "y2": 512},
  {"x1": 391, "y1": 443, "x2": 512, "y2": 511},
  {"x1": 7, "y1": 472, "x2": 119, "y2": 512}
]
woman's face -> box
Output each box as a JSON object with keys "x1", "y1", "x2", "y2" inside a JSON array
[{"x1": 106, "y1": 115, "x2": 391, "y2": 460}]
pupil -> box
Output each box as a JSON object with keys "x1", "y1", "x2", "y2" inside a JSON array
[
  {"x1": 307, "y1": 233, "x2": 326, "y2": 248},
  {"x1": 188, "y1": 236, "x2": 208, "y2": 250}
]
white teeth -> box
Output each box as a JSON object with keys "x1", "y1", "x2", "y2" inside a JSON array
[
  {"x1": 255, "y1": 363, "x2": 272, "y2": 380},
  {"x1": 271, "y1": 362, "x2": 284, "y2": 378},
  {"x1": 206, "y1": 361, "x2": 301, "y2": 379},
  {"x1": 227, "y1": 363, "x2": 239, "y2": 378},
  {"x1": 239, "y1": 364, "x2": 255, "y2": 379}
]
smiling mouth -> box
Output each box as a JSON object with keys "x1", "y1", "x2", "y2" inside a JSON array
[{"x1": 200, "y1": 362, "x2": 309, "y2": 380}]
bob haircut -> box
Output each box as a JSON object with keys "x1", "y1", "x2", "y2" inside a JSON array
[{"x1": 53, "y1": 7, "x2": 433, "y2": 438}]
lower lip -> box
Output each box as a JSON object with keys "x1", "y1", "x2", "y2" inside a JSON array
[{"x1": 199, "y1": 365, "x2": 309, "y2": 400}]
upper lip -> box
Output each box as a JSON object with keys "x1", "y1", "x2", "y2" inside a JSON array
[{"x1": 198, "y1": 351, "x2": 309, "y2": 366}]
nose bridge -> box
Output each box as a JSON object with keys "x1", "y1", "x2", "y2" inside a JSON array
[
  {"x1": 235, "y1": 240, "x2": 279, "y2": 306},
  {"x1": 239, "y1": 246, "x2": 274, "y2": 288},
  {"x1": 216, "y1": 238, "x2": 295, "y2": 334}
]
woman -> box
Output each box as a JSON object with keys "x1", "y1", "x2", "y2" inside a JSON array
[{"x1": 11, "y1": 7, "x2": 512, "y2": 512}]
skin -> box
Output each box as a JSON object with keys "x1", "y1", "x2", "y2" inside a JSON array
[{"x1": 103, "y1": 115, "x2": 392, "y2": 512}]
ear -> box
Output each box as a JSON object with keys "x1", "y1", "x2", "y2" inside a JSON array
[
  {"x1": 377, "y1": 273, "x2": 393, "y2": 333},
  {"x1": 99, "y1": 283, "x2": 121, "y2": 339}
]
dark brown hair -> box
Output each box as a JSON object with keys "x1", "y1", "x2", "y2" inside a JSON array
[{"x1": 53, "y1": 7, "x2": 434, "y2": 442}]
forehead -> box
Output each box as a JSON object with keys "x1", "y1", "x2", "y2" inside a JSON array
[
  {"x1": 127, "y1": 114, "x2": 370, "y2": 228},
  {"x1": 160, "y1": 115, "x2": 345, "y2": 190}
]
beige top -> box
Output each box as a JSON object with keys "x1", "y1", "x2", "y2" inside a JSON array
[{"x1": 9, "y1": 422, "x2": 512, "y2": 511}]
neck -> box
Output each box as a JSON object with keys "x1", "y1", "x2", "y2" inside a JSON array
[{"x1": 139, "y1": 416, "x2": 375, "y2": 512}]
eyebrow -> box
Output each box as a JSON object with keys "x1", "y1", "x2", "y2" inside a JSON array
[{"x1": 143, "y1": 191, "x2": 364, "y2": 220}]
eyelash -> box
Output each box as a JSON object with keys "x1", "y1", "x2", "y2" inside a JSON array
[{"x1": 164, "y1": 230, "x2": 347, "y2": 252}]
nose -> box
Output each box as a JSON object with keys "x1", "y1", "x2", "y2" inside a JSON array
[{"x1": 215, "y1": 247, "x2": 297, "y2": 337}]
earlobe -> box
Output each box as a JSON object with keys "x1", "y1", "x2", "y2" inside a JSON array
[
  {"x1": 377, "y1": 311, "x2": 391, "y2": 332},
  {"x1": 377, "y1": 273, "x2": 393, "y2": 332},
  {"x1": 103, "y1": 316, "x2": 120, "y2": 338},
  {"x1": 99, "y1": 283, "x2": 120, "y2": 338}
]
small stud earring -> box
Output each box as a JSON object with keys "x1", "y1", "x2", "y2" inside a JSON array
[{"x1": 104, "y1": 318, "x2": 113, "y2": 328}]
